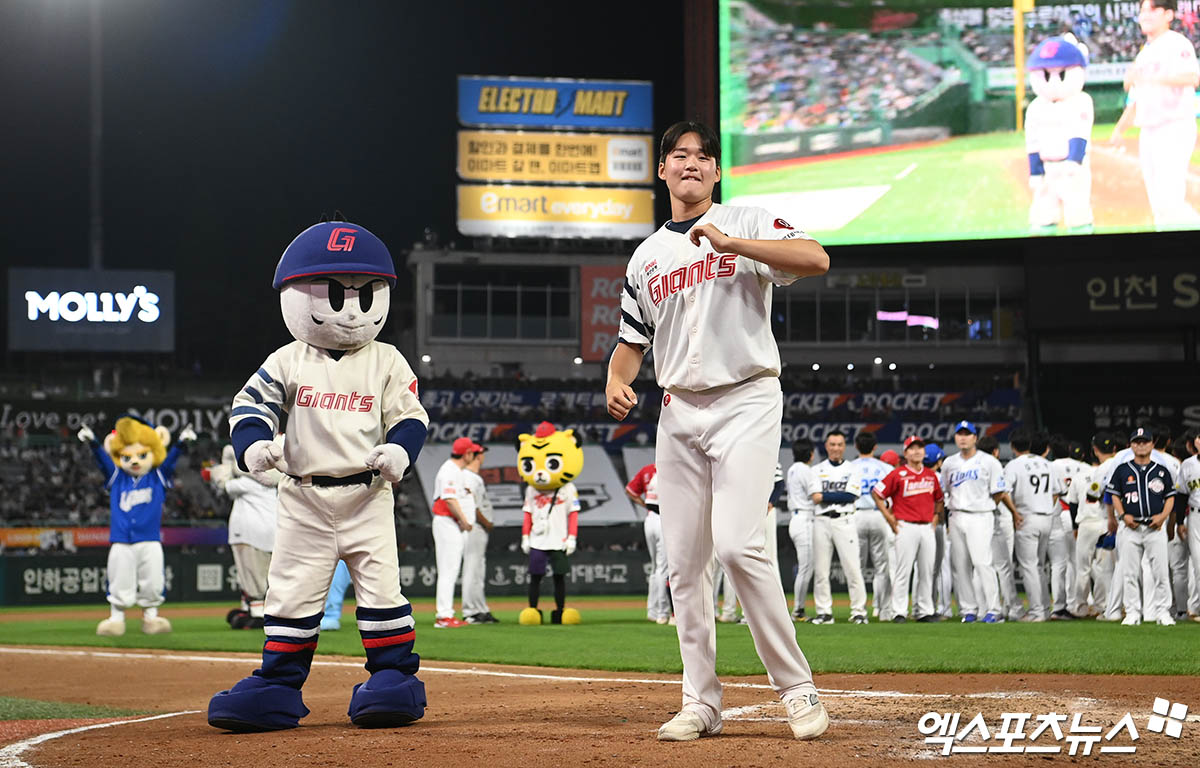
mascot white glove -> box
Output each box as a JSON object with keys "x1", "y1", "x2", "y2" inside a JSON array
[
  {"x1": 178, "y1": 426, "x2": 198, "y2": 443},
  {"x1": 365, "y1": 444, "x2": 410, "y2": 483},
  {"x1": 565, "y1": 535, "x2": 577, "y2": 556},
  {"x1": 244, "y1": 439, "x2": 286, "y2": 473},
  {"x1": 76, "y1": 425, "x2": 95, "y2": 443},
  {"x1": 521, "y1": 534, "x2": 531, "y2": 554},
  {"x1": 207, "y1": 462, "x2": 234, "y2": 486}
]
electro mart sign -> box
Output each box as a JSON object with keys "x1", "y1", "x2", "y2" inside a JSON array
[{"x1": 8, "y1": 268, "x2": 175, "y2": 352}]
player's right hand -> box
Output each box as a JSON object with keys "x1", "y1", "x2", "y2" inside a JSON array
[
  {"x1": 458, "y1": 518, "x2": 474, "y2": 532},
  {"x1": 520, "y1": 534, "x2": 531, "y2": 554},
  {"x1": 1028, "y1": 174, "x2": 1045, "y2": 192},
  {"x1": 244, "y1": 439, "x2": 285, "y2": 473},
  {"x1": 76, "y1": 424, "x2": 95, "y2": 443},
  {"x1": 606, "y1": 381, "x2": 638, "y2": 421}
]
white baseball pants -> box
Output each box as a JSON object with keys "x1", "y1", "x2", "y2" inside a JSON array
[
  {"x1": 1139, "y1": 118, "x2": 1200, "y2": 230},
  {"x1": 1118, "y1": 524, "x2": 1171, "y2": 621},
  {"x1": 933, "y1": 522, "x2": 952, "y2": 615},
  {"x1": 788, "y1": 510, "x2": 814, "y2": 615},
  {"x1": 105, "y1": 540, "x2": 165, "y2": 610},
  {"x1": 989, "y1": 510, "x2": 1020, "y2": 617},
  {"x1": 432, "y1": 515, "x2": 466, "y2": 619},
  {"x1": 891, "y1": 520, "x2": 935, "y2": 619},
  {"x1": 1189, "y1": 511, "x2": 1200, "y2": 615},
  {"x1": 1071, "y1": 519, "x2": 1110, "y2": 615},
  {"x1": 657, "y1": 375, "x2": 816, "y2": 729},
  {"x1": 232, "y1": 542, "x2": 272, "y2": 617},
  {"x1": 812, "y1": 514, "x2": 867, "y2": 617},
  {"x1": 856, "y1": 509, "x2": 895, "y2": 620},
  {"x1": 949, "y1": 510, "x2": 1000, "y2": 616},
  {"x1": 644, "y1": 512, "x2": 671, "y2": 621},
  {"x1": 1015, "y1": 512, "x2": 1054, "y2": 619},
  {"x1": 461, "y1": 525, "x2": 490, "y2": 617},
  {"x1": 1049, "y1": 511, "x2": 1074, "y2": 614}
]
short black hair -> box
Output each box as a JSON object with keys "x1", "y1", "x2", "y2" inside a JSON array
[
  {"x1": 978, "y1": 434, "x2": 999, "y2": 455},
  {"x1": 1048, "y1": 433, "x2": 1071, "y2": 460},
  {"x1": 1092, "y1": 431, "x2": 1118, "y2": 454},
  {"x1": 824, "y1": 429, "x2": 847, "y2": 442},
  {"x1": 1031, "y1": 430, "x2": 1050, "y2": 456},
  {"x1": 1010, "y1": 428, "x2": 1032, "y2": 453},
  {"x1": 792, "y1": 438, "x2": 814, "y2": 463},
  {"x1": 1148, "y1": 0, "x2": 1177, "y2": 12},
  {"x1": 659, "y1": 120, "x2": 721, "y2": 167},
  {"x1": 854, "y1": 431, "x2": 877, "y2": 455}
]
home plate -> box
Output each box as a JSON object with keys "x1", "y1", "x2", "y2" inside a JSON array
[{"x1": 725, "y1": 186, "x2": 891, "y2": 232}]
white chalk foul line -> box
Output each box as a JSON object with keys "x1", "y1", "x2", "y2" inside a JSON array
[
  {"x1": 0, "y1": 646, "x2": 1033, "y2": 700},
  {"x1": 894, "y1": 162, "x2": 918, "y2": 180},
  {"x1": 0, "y1": 710, "x2": 198, "y2": 768}
]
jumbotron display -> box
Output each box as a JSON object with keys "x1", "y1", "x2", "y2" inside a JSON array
[{"x1": 718, "y1": 0, "x2": 1200, "y2": 245}]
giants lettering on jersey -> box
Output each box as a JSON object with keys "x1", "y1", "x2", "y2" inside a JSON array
[
  {"x1": 120, "y1": 487, "x2": 154, "y2": 512},
  {"x1": 296, "y1": 385, "x2": 375, "y2": 412},
  {"x1": 648, "y1": 252, "x2": 736, "y2": 306}
]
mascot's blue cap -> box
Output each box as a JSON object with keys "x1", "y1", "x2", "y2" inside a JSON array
[
  {"x1": 1028, "y1": 37, "x2": 1088, "y2": 70},
  {"x1": 272, "y1": 222, "x2": 397, "y2": 290}
]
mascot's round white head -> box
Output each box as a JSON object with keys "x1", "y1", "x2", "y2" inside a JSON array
[
  {"x1": 272, "y1": 221, "x2": 397, "y2": 351},
  {"x1": 1028, "y1": 33, "x2": 1089, "y2": 102}
]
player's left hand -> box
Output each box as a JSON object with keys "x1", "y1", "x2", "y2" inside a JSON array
[
  {"x1": 565, "y1": 535, "x2": 577, "y2": 556},
  {"x1": 689, "y1": 222, "x2": 734, "y2": 252},
  {"x1": 365, "y1": 444, "x2": 410, "y2": 483},
  {"x1": 178, "y1": 426, "x2": 197, "y2": 443}
]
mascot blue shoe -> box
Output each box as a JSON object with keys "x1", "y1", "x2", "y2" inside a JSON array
[
  {"x1": 347, "y1": 669, "x2": 426, "y2": 728},
  {"x1": 208, "y1": 676, "x2": 310, "y2": 732}
]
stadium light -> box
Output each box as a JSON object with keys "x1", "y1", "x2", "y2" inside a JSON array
[
  {"x1": 928, "y1": 363, "x2": 935, "y2": 370},
  {"x1": 811, "y1": 363, "x2": 820, "y2": 371},
  {"x1": 572, "y1": 356, "x2": 583, "y2": 365},
  {"x1": 873, "y1": 356, "x2": 883, "y2": 365},
  {"x1": 420, "y1": 354, "x2": 432, "y2": 363},
  {"x1": 888, "y1": 362, "x2": 897, "y2": 371},
  {"x1": 846, "y1": 363, "x2": 855, "y2": 371}
]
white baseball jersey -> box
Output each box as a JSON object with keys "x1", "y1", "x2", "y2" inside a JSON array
[
  {"x1": 523, "y1": 483, "x2": 581, "y2": 551},
  {"x1": 852, "y1": 456, "x2": 894, "y2": 510},
  {"x1": 225, "y1": 475, "x2": 278, "y2": 553},
  {"x1": 940, "y1": 450, "x2": 1006, "y2": 512},
  {"x1": 464, "y1": 467, "x2": 493, "y2": 523},
  {"x1": 812, "y1": 459, "x2": 863, "y2": 516},
  {"x1": 1004, "y1": 454, "x2": 1064, "y2": 515},
  {"x1": 1132, "y1": 29, "x2": 1200, "y2": 128},
  {"x1": 1177, "y1": 454, "x2": 1200, "y2": 512},
  {"x1": 618, "y1": 202, "x2": 812, "y2": 392},
  {"x1": 1025, "y1": 92, "x2": 1094, "y2": 163},
  {"x1": 787, "y1": 461, "x2": 816, "y2": 515},
  {"x1": 433, "y1": 459, "x2": 466, "y2": 519},
  {"x1": 230, "y1": 340, "x2": 427, "y2": 477},
  {"x1": 1070, "y1": 456, "x2": 1119, "y2": 525}
]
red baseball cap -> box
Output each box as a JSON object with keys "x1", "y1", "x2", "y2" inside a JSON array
[
  {"x1": 451, "y1": 437, "x2": 482, "y2": 456},
  {"x1": 879, "y1": 449, "x2": 900, "y2": 467},
  {"x1": 903, "y1": 435, "x2": 926, "y2": 449}
]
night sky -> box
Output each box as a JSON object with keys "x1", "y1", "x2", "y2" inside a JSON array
[{"x1": 1, "y1": 0, "x2": 685, "y2": 374}]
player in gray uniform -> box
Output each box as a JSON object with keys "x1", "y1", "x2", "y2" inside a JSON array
[
  {"x1": 607, "y1": 121, "x2": 830, "y2": 742},
  {"x1": 978, "y1": 435, "x2": 1022, "y2": 620},
  {"x1": 851, "y1": 432, "x2": 896, "y2": 621}
]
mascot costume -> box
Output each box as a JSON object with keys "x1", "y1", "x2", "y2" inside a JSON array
[
  {"x1": 208, "y1": 220, "x2": 429, "y2": 732},
  {"x1": 1025, "y1": 33, "x2": 1094, "y2": 233},
  {"x1": 77, "y1": 415, "x2": 195, "y2": 636},
  {"x1": 206, "y1": 443, "x2": 282, "y2": 630},
  {"x1": 517, "y1": 422, "x2": 583, "y2": 626}
]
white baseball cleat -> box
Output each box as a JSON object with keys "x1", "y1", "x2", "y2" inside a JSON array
[
  {"x1": 657, "y1": 709, "x2": 722, "y2": 742},
  {"x1": 142, "y1": 616, "x2": 173, "y2": 634},
  {"x1": 1156, "y1": 615, "x2": 1176, "y2": 626},
  {"x1": 96, "y1": 618, "x2": 126, "y2": 637},
  {"x1": 784, "y1": 693, "x2": 829, "y2": 740},
  {"x1": 1121, "y1": 615, "x2": 1141, "y2": 626}
]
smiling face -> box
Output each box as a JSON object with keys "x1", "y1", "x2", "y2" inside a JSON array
[
  {"x1": 657, "y1": 131, "x2": 720, "y2": 207},
  {"x1": 280, "y1": 273, "x2": 390, "y2": 350},
  {"x1": 1139, "y1": 0, "x2": 1173, "y2": 38},
  {"x1": 517, "y1": 428, "x2": 584, "y2": 492}
]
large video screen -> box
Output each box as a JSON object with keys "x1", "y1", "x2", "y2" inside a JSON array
[{"x1": 718, "y1": 0, "x2": 1200, "y2": 245}]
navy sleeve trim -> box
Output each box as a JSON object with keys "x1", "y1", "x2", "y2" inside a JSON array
[
  {"x1": 244, "y1": 386, "x2": 264, "y2": 404},
  {"x1": 231, "y1": 418, "x2": 273, "y2": 472},
  {"x1": 621, "y1": 310, "x2": 650, "y2": 339},
  {"x1": 387, "y1": 418, "x2": 429, "y2": 467},
  {"x1": 256, "y1": 366, "x2": 275, "y2": 385},
  {"x1": 624, "y1": 278, "x2": 637, "y2": 301}
]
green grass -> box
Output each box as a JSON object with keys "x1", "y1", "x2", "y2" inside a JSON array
[
  {"x1": 2, "y1": 597, "x2": 1197, "y2": 677},
  {"x1": 0, "y1": 696, "x2": 147, "y2": 721}
]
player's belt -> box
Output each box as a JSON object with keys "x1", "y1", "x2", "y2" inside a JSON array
[
  {"x1": 646, "y1": 504, "x2": 659, "y2": 514},
  {"x1": 289, "y1": 470, "x2": 377, "y2": 487}
]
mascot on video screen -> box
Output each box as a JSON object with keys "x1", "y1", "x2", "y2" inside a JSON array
[
  {"x1": 517, "y1": 421, "x2": 584, "y2": 626},
  {"x1": 77, "y1": 415, "x2": 196, "y2": 636},
  {"x1": 207, "y1": 219, "x2": 429, "y2": 732},
  {"x1": 1025, "y1": 33, "x2": 1094, "y2": 233}
]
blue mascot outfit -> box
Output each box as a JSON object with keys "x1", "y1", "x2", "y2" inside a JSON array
[{"x1": 208, "y1": 220, "x2": 429, "y2": 732}]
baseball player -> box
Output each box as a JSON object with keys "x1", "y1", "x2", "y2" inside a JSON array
[
  {"x1": 940, "y1": 421, "x2": 1007, "y2": 623},
  {"x1": 872, "y1": 436, "x2": 944, "y2": 622},
  {"x1": 786, "y1": 438, "x2": 817, "y2": 620},
  {"x1": 461, "y1": 445, "x2": 497, "y2": 624},
  {"x1": 431, "y1": 438, "x2": 479, "y2": 628},
  {"x1": 1176, "y1": 430, "x2": 1200, "y2": 621},
  {"x1": 1048, "y1": 433, "x2": 1086, "y2": 620},
  {"x1": 811, "y1": 430, "x2": 868, "y2": 625},
  {"x1": 1166, "y1": 431, "x2": 1193, "y2": 619},
  {"x1": 607, "y1": 120, "x2": 830, "y2": 742},
  {"x1": 978, "y1": 435, "x2": 1021, "y2": 620},
  {"x1": 208, "y1": 221, "x2": 429, "y2": 731},
  {"x1": 925, "y1": 444, "x2": 953, "y2": 619},
  {"x1": 851, "y1": 431, "x2": 895, "y2": 621},
  {"x1": 627, "y1": 461, "x2": 671, "y2": 623},
  {"x1": 1108, "y1": 426, "x2": 1178, "y2": 625},
  {"x1": 1068, "y1": 432, "x2": 1121, "y2": 616},
  {"x1": 1006, "y1": 428, "x2": 1065, "y2": 622},
  {"x1": 1110, "y1": 0, "x2": 1200, "y2": 230}
]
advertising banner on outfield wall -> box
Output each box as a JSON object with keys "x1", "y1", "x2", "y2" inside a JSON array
[
  {"x1": 0, "y1": 400, "x2": 231, "y2": 437},
  {"x1": 578, "y1": 265, "x2": 626, "y2": 363},
  {"x1": 8, "y1": 268, "x2": 175, "y2": 352},
  {"x1": 457, "y1": 184, "x2": 655, "y2": 239},
  {"x1": 458, "y1": 131, "x2": 653, "y2": 185},
  {"x1": 458, "y1": 76, "x2": 653, "y2": 131},
  {"x1": 1026, "y1": 259, "x2": 1199, "y2": 330}
]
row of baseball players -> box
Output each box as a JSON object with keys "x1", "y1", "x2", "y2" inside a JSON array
[
  {"x1": 784, "y1": 422, "x2": 1200, "y2": 626},
  {"x1": 428, "y1": 437, "x2": 497, "y2": 627}
]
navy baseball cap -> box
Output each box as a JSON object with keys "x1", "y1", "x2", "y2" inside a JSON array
[
  {"x1": 923, "y1": 444, "x2": 945, "y2": 467},
  {"x1": 954, "y1": 420, "x2": 978, "y2": 435},
  {"x1": 1129, "y1": 426, "x2": 1153, "y2": 443},
  {"x1": 272, "y1": 221, "x2": 397, "y2": 290}
]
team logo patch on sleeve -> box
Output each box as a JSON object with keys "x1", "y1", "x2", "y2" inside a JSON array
[{"x1": 773, "y1": 218, "x2": 793, "y2": 230}]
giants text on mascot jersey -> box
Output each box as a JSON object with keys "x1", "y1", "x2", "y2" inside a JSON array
[{"x1": 208, "y1": 220, "x2": 429, "y2": 732}]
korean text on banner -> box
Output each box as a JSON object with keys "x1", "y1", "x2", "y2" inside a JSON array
[{"x1": 458, "y1": 131, "x2": 653, "y2": 185}]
